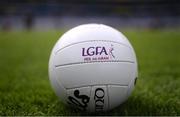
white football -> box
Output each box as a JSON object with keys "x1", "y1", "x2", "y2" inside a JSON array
[{"x1": 49, "y1": 24, "x2": 138, "y2": 112}]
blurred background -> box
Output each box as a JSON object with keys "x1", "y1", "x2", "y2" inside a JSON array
[{"x1": 0, "y1": 0, "x2": 180, "y2": 31}]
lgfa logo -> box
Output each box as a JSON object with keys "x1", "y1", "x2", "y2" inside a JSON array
[{"x1": 82, "y1": 45, "x2": 115, "y2": 59}]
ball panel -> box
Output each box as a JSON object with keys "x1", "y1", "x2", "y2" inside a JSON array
[
  {"x1": 49, "y1": 53, "x2": 67, "y2": 102},
  {"x1": 66, "y1": 86, "x2": 91, "y2": 111},
  {"x1": 127, "y1": 77, "x2": 136, "y2": 97},
  {"x1": 89, "y1": 85, "x2": 108, "y2": 112},
  {"x1": 107, "y1": 85, "x2": 128, "y2": 110},
  {"x1": 55, "y1": 62, "x2": 135, "y2": 89},
  {"x1": 54, "y1": 41, "x2": 135, "y2": 67}
]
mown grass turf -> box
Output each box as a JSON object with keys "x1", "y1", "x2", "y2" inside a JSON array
[{"x1": 0, "y1": 30, "x2": 180, "y2": 115}]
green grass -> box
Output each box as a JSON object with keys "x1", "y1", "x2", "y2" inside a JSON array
[{"x1": 0, "y1": 29, "x2": 180, "y2": 115}]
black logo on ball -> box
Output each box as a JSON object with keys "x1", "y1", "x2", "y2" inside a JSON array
[
  {"x1": 68, "y1": 90, "x2": 90, "y2": 111},
  {"x1": 94, "y1": 88, "x2": 105, "y2": 112}
]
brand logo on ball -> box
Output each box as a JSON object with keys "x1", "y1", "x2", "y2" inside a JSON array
[
  {"x1": 94, "y1": 88, "x2": 105, "y2": 112},
  {"x1": 68, "y1": 90, "x2": 90, "y2": 111},
  {"x1": 82, "y1": 44, "x2": 115, "y2": 62}
]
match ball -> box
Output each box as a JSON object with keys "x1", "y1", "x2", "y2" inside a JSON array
[{"x1": 49, "y1": 24, "x2": 138, "y2": 112}]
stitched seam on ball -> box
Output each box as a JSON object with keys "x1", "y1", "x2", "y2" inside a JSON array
[
  {"x1": 66, "y1": 84, "x2": 128, "y2": 90},
  {"x1": 55, "y1": 40, "x2": 132, "y2": 54},
  {"x1": 106, "y1": 85, "x2": 110, "y2": 110},
  {"x1": 55, "y1": 60, "x2": 134, "y2": 67}
]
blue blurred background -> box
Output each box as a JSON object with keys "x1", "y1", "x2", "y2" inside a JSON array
[{"x1": 0, "y1": 0, "x2": 179, "y2": 31}]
